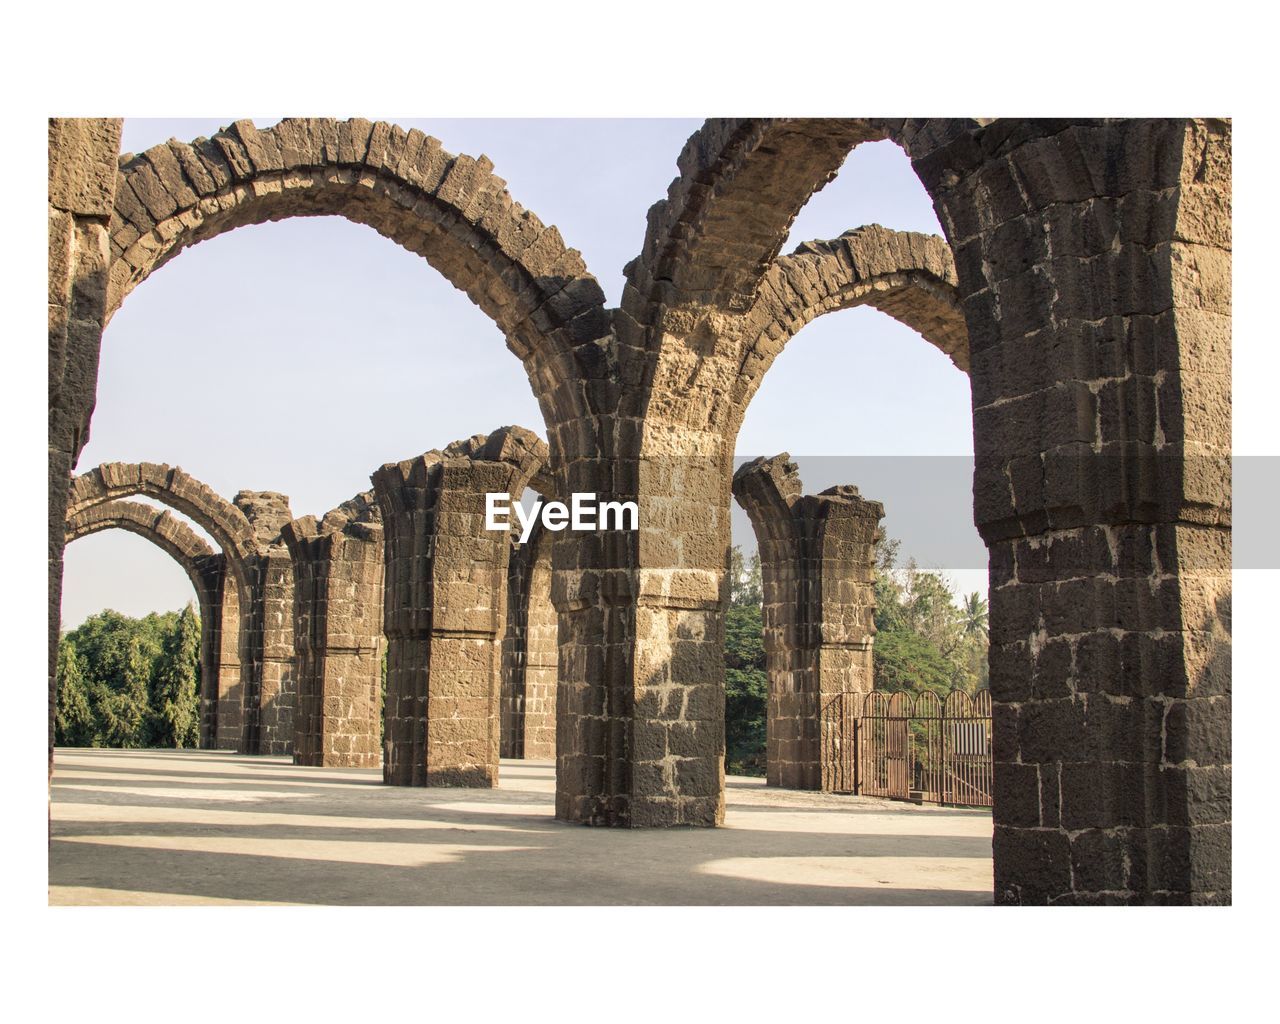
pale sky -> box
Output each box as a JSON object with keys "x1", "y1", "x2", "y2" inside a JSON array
[{"x1": 62, "y1": 118, "x2": 982, "y2": 627}]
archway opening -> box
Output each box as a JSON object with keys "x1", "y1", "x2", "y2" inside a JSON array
[
  {"x1": 69, "y1": 118, "x2": 583, "y2": 775},
  {"x1": 722, "y1": 136, "x2": 989, "y2": 811},
  {"x1": 59, "y1": 522, "x2": 208, "y2": 750}
]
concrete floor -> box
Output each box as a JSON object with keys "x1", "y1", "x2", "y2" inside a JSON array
[{"x1": 49, "y1": 748, "x2": 994, "y2": 906}]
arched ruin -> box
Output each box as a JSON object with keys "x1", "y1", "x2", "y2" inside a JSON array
[
  {"x1": 64, "y1": 499, "x2": 231, "y2": 747},
  {"x1": 49, "y1": 116, "x2": 1232, "y2": 904},
  {"x1": 65, "y1": 463, "x2": 293, "y2": 754},
  {"x1": 281, "y1": 492, "x2": 385, "y2": 768},
  {"x1": 502, "y1": 520, "x2": 558, "y2": 760}
]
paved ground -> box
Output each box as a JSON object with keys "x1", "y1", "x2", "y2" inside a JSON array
[{"x1": 49, "y1": 748, "x2": 994, "y2": 905}]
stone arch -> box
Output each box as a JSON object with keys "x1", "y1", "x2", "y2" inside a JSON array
[
  {"x1": 48, "y1": 116, "x2": 1233, "y2": 903},
  {"x1": 63, "y1": 499, "x2": 236, "y2": 749},
  {"x1": 67, "y1": 462, "x2": 259, "y2": 595},
  {"x1": 107, "y1": 118, "x2": 611, "y2": 436},
  {"x1": 725, "y1": 224, "x2": 968, "y2": 439},
  {"x1": 621, "y1": 117, "x2": 984, "y2": 319},
  {"x1": 731, "y1": 456, "x2": 883, "y2": 791},
  {"x1": 576, "y1": 116, "x2": 1232, "y2": 908},
  {"x1": 66, "y1": 463, "x2": 270, "y2": 752},
  {"x1": 65, "y1": 498, "x2": 222, "y2": 592}
]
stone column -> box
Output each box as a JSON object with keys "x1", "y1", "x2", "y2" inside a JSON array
[
  {"x1": 48, "y1": 118, "x2": 123, "y2": 773},
  {"x1": 212, "y1": 574, "x2": 244, "y2": 751},
  {"x1": 521, "y1": 530, "x2": 559, "y2": 759},
  {"x1": 502, "y1": 523, "x2": 558, "y2": 760},
  {"x1": 733, "y1": 455, "x2": 882, "y2": 791},
  {"x1": 282, "y1": 494, "x2": 384, "y2": 768},
  {"x1": 372, "y1": 427, "x2": 547, "y2": 787},
  {"x1": 917, "y1": 118, "x2": 1233, "y2": 903},
  {"x1": 235, "y1": 491, "x2": 296, "y2": 756},
  {"x1": 191, "y1": 552, "x2": 227, "y2": 749},
  {"x1": 501, "y1": 533, "x2": 527, "y2": 759}
]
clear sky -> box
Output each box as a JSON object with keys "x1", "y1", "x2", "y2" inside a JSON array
[{"x1": 62, "y1": 118, "x2": 982, "y2": 627}]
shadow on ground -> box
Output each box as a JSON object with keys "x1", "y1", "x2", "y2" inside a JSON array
[{"x1": 50, "y1": 748, "x2": 994, "y2": 906}]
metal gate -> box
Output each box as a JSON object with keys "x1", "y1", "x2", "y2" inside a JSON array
[{"x1": 823, "y1": 689, "x2": 992, "y2": 807}]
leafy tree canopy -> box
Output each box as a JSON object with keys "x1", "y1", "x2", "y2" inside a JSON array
[
  {"x1": 55, "y1": 605, "x2": 202, "y2": 749},
  {"x1": 723, "y1": 536, "x2": 989, "y2": 775}
]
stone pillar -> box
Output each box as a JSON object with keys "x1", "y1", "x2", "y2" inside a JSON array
[
  {"x1": 916, "y1": 118, "x2": 1233, "y2": 903},
  {"x1": 501, "y1": 533, "x2": 526, "y2": 759},
  {"x1": 733, "y1": 455, "x2": 882, "y2": 791},
  {"x1": 211, "y1": 573, "x2": 244, "y2": 751},
  {"x1": 521, "y1": 531, "x2": 559, "y2": 759},
  {"x1": 371, "y1": 427, "x2": 547, "y2": 787},
  {"x1": 282, "y1": 494, "x2": 384, "y2": 768},
  {"x1": 235, "y1": 491, "x2": 296, "y2": 756},
  {"x1": 48, "y1": 118, "x2": 123, "y2": 772},
  {"x1": 501, "y1": 523, "x2": 558, "y2": 760},
  {"x1": 190, "y1": 551, "x2": 227, "y2": 750}
]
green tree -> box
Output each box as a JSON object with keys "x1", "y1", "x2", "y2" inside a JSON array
[
  {"x1": 151, "y1": 603, "x2": 202, "y2": 748},
  {"x1": 59, "y1": 608, "x2": 193, "y2": 749},
  {"x1": 724, "y1": 603, "x2": 767, "y2": 775},
  {"x1": 962, "y1": 592, "x2": 988, "y2": 639},
  {"x1": 871, "y1": 536, "x2": 989, "y2": 696},
  {"x1": 54, "y1": 638, "x2": 95, "y2": 746},
  {"x1": 724, "y1": 545, "x2": 767, "y2": 775},
  {"x1": 872, "y1": 628, "x2": 955, "y2": 695},
  {"x1": 98, "y1": 633, "x2": 154, "y2": 747}
]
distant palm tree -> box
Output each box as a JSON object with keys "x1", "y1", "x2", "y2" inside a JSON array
[{"x1": 962, "y1": 592, "x2": 988, "y2": 639}]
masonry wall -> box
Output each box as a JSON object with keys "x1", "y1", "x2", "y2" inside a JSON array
[
  {"x1": 283, "y1": 496, "x2": 384, "y2": 768},
  {"x1": 48, "y1": 118, "x2": 123, "y2": 771},
  {"x1": 502, "y1": 524, "x2": 558, "y2": 760},
  {"x1": 47, "y1": 116, "x2": 1231, "y2": 904},
  {"x1": 733, "y1": 456, "x2": 882, "y2": 790},
  {"x1": 372, "y1": 429, "x2": 547, "y2": 786},
  {"x1": 915, "y1": 119, "x2": 1233, "y2": 904},
  {"x1": 234, "y1": 491, "x2": 295, "y2": 756},
  {"x1": 501, "y1": 534, "x2": 527, "y2": 759}
]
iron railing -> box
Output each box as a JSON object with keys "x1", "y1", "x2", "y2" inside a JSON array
[{"x1": 822, "y1": 689, "x2": 992, "y2": 807}]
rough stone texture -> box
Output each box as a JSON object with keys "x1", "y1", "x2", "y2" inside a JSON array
[
  {"x1": 64, "y1": 500, "x2": 230, "y2": 748},
  {"x1": 501, "y1": 522, "x2": 558, "y2": 759},
  {"x1": 65, "y1": 464, "x2": 295, "y2": 756},
  {"x1": 49, "y1": 118, "x2": 123, "y2": 776},
  {"x1": 282, "y1": 492, "x2": 384, "y2": 768},
  {"x1": 213, "y1": 575, "x2": 243, "y2": 751},
  {"x1": 104, "y1": 119, "x2": 612, "y2": 440},
  {"x1": 372, "y1": 427, "x2": 549, "y2": 787},
  {"x1": 931, "y1": 120, "x2": 1234, "y2": 906},
  {"x1": 607, "y1": 117, "x2": 1230, "y2": 902},
  {"x1": 733, "y1": 456, "x2": 883, "y2": 791},
  {"x1": 234, "y1": 491, "x2": 296, "y2": 757},
  {"x1": 49, "y1": 117, "x2": 1232, "y2": 905}
]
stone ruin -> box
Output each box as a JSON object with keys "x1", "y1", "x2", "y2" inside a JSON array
[
  {"x1": 733, "y1": 455, "x2": 883, "y2": 792},
  {"x1": 50, "y1": 117, "x2": 1232, "y2": 904}
]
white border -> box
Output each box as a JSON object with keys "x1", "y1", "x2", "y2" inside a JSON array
[{"x1": 4, "y1": 0, "x2": 1272, "y2": 1018}]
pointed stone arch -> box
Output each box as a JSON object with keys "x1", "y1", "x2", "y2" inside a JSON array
[
  {"x1": 107, "y1": 118, "x2": 611, "y2": 436},
  {"x1": 64, "y1": 499, "x2": 235, "y2": 748},
  {"x1": 67, "y1": 462, "x2": 259, "y2": 592},
  {"x1": 725, "y1": 224, "x2": 968, "y2": 438},
  {"x1": 621, "y1": 117, "x2": 984, "y2": 320},
  {"x1": 65, "y1": 462, "x2": 286, "y2": 754}
]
